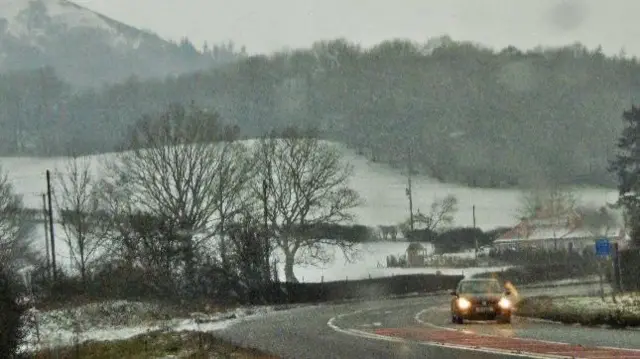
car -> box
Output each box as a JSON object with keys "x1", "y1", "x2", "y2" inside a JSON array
[{"x1": 450, "y1": 278, "x2": 513, "y2": 324}]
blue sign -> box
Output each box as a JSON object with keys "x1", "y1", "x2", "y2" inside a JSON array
[{"x1": 595, "y1": 238, "x2": 610, "y2": 257}]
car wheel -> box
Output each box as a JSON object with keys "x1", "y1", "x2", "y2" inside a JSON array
[{"x1": 497, "y1": 315, "x2": 511, "y2": 324}]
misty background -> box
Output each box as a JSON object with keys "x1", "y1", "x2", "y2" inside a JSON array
[
  {"x1": 80, "y1": 0, "x2": 640, "y2": 57},
  {"x1": 1, "y1": 0, "x2": 637, "y2": 189}
]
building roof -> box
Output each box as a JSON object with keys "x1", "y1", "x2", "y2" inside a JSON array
[{"x1": 495, "y1": 210, "x2": 626, "y2": 244}]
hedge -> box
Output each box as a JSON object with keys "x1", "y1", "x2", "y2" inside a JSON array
[
  {"x1": 250, "y1": 274, "x2": 464, "y2": 304},
  {"x1": 472, "y1": 263, "x2": 597, "y2": 286},
  {"x1": 516, "y1": 295, "x2": 640, "y2": 329}
]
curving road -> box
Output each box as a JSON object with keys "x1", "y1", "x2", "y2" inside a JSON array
[{"x1": 217, "y1": 283, "x2": 640, "y2": 358}]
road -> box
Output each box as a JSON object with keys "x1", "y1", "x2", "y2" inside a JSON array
[{"x1": 217, "y1": 283, "x2": 640, "y2": 358}]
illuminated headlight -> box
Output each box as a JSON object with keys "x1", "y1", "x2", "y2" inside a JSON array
[
  {"x1": 498, "y1": 297, "x2": 512, "y2": 309},
  {"x1": 457, "y1": 298, "x2": 471, "y2": 310}
]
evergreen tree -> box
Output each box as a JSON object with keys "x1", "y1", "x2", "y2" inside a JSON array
[
  {"x1": 609, "y1": 105, "x2": 640, "y2": 246},
  {"x1": 0, "y1": 266, "x2": 26, "y2": 359}
]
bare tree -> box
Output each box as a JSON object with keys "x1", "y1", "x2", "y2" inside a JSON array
[
  {"x1": 92, "y1": 176, "x2": 137, "y2": 264},
  {"x1": 90, "y1": 177, "x2": 180, "y2": 296},
  {"x1": 254, "y1": 128, "x2": 361, "y2": 282},
  {"x1": 576, "y1": 205, "x2": 619, "y2": 237},
  {"x1": 516, "y1": 186, "x2": 577, "y2": 220},
  {"x1": 516, "y1": 186, "x2": 579, "y2": 250},
  {"x1": 0, "y1": 167, "x2": 36, "y2": 270},
  {"x1": 55, "y1": 155, "x2": 108, "y2": 283},
  {"x1": 102, "y1": 103, "x2": 252, "y2": 293},
  {"x1": 412, "y1": 194, "x2": 459, "y2": 233}
]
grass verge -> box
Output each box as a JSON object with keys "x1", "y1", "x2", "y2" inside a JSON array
[
  {"x1": 28, "y1": 330, "x2": 277, "y2": 359},
  {"x1": 516, "y1": 293, "x2": 640, "y2": 329}
]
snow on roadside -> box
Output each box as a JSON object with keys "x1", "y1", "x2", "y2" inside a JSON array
[
  {"x1": 519, "y1": 275, "x2": 601, "y2": 288},
  {"x1": 282, "y1": 241, "x2": 510, "y2": 282},
  {"x1": 518, "y1": 291, "x2": 640, "y2": 327},
  {"x1": 19, "y1": 300, "x2": 278, "y2": 353},
  {"x1": 555, "y1": 292, "x2": 640, "y2": 314}
]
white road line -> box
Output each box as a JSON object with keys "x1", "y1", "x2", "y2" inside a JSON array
[{"x1": 327, "y1": 306, "x2": 568, "y2": 359}]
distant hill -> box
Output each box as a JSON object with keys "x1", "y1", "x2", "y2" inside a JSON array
[
  {"x1": 0, "y1": 0, "x2": 245, "y2": 87},
  {"x1": 1, "y1": 35, "x2": 637, "y2": 188}
]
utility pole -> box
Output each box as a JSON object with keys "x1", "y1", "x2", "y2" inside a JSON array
[
  {"x1": 263, "y1": 179, "x2": 268, "y2": 230},
  {"x1": 46, "y1": 170, "x2": 57, "y2": 281},
  {"x1": 262, "y1": 179, "x2": 270, "y2": 283},
  {"x1": 473, "y1": 205, "x2": 478, "y2": 261},
  {"x1": 41, "y1": 193, "x2": 50, "y2": 280},
  {"x1": 406, "y1": 149, "x2": 414, "y2": 232}
]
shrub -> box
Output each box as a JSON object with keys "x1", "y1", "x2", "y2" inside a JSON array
[
  {"x1": 261, "y1": 274, "x2": 463, "y2": 304},
  {"x1": 0, "y1": 266, "x2": 27, "y2": 358},
  {"x1": 473, "y1": 261, "x2": 598, "y2": 285},
  {"x1": 516, "y1": 296, "x2": 640, "y2": 329}
]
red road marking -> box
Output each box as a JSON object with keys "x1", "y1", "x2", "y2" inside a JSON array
[{"x1": 373, "y1": 328, "x2": 640, "y2": 358}]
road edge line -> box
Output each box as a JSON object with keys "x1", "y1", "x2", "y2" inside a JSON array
[{"x1": 327, "y1": 307, "x2": 566, "y2": 359}]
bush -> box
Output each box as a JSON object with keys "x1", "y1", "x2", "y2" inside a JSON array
[
  {"x1": 0, "y1": 266, "x2": 27, "y2": 358},
  {"x1": 516, "y1": 296, "x2": 640, "y2": 329},
  {"x1": 30, "y1": 330, "x2": 277, "y2": 359},
  {"x1": 473, "y1": 261, "x2": 598, "y2": 285},
  {"x1": 258, "y1": 274, "x2": 463, "y2": 304},
  {"x1": 489, "y1": 248, "x2": 598, "y2": 268},
  {"x1": 386, "y1": 254, "x2": 407, "y2": 268},
  {"x1": 423, "y1": 255, "x2": 497, "y2": 268},
  {"x1": 432, "y1": 227, "x2": 491, "y2": 253},
  {"x1": 404, "y1": 226, "x2": 509, "y2": 253},
  {"x1": 296, "y1": 223, "x2": 375, "y2": 242},
  {"x1": 405, "y1": 228, "x2": 437, "y2": 242}
]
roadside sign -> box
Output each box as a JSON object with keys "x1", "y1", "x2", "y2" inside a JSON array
[{"x1": 595, "y1": 238, "x2": 610, "y2": 257}]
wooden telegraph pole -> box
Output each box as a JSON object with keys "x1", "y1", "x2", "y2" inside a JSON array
[
  {"x1": 46, "y1": 170, "x2": 57, "y2": 281},
  {"x1": 41, "y1": 193, "x2": 51, "y2": 280},
  {"x1": 473, "y1": 205, "x2": 478, "y2": 261},
  {"x1": 406, "y1": 149, "x2": 414, "y2": 232}
]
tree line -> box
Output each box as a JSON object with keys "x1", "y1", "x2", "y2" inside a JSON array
[
  {"x1": 0, "y1": 103, "x2": 364, "y2": 308},
  {"x1": 2, "y1": 37, "x2": 638, "y2": 188}
]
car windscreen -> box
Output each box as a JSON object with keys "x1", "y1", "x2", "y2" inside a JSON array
[{"x1": 458, "y1": 281, "x2": 502, "y2": 294}]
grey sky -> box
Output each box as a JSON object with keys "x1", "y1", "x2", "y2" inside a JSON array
[{"x1": 79, "y1": 0, "x2": 639, "y2": 56}]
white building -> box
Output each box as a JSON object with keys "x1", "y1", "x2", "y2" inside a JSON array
[{"x1": 494, "y1": 211, "x2": 629, "y2": 253}]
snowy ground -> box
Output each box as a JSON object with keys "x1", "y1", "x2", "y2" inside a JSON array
[
  {"x1": 519, "y1": 275, "x2": 601, "y2": 288},
  {"x1": 1, "y1": 141, "x2": 616, "y2": 280},
  {"x1": 1, "y1": 141, "x2": 617, "y2": 229},
  {"x1": 20, "y1": 300, "x2": 280, "y2": 353},
  {"x1": 276, "y1": 241, "x2": 509, "y2": 282},
  {"x1": 516, "y1": 289, "x2": 640, "y2": 329},
  {"x1": 549, "y1": 293, "x2": 640, "y2": 315}
]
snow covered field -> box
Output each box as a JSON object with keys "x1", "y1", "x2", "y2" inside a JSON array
[
  {"x1": 20, "y1": 300, "x2": 280, "y2": 353},
  {"x1": 273, "y1": 241, "x2": 509, "y2": 282},
  {"x1": 1, "y1": 141, "x2": 617, "y2": 281}
]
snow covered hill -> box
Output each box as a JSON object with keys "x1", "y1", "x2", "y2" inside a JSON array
[{"x1": 0, "y1": 0, "x2": 231, "y2": 86}]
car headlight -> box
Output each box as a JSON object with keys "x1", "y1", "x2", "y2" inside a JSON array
[
  {"x1": 457, "y1": 298, "x2": 471, "y2": 310},
  {"x1": 498, "y1": 297, "x2": 511, "y2": 309}
]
